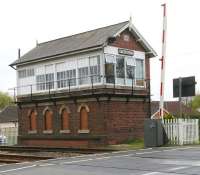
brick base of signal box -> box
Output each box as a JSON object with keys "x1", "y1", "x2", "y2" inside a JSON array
[{"x1": 17, "y1": 99, "x2": 149, "y2": 148}]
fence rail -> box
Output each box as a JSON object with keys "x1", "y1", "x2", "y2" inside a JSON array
[{"x1": 163, "y1": 119, "x2": 199, "y2": 145}]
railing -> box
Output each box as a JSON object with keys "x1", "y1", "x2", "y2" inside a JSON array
[
  {"x1": 10, "y1": 75, "x2": 148, "y2": 102},
  {"x1": 163, "y1": 119, "x2": 199, "y2": 145}
]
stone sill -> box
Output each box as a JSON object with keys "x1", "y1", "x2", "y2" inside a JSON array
[
  {"x1": 78, "y1": 129, "x2": 90, "y2": 134},
  {"x1": 28, "y1": 130, "x2": 37, "y2": 134},
  {"x1": 43, "y1": 130, "x2": 53, "y2": 134},
  {"x1": 60, "y1": 130, "x2": 71, "y2": 134}
]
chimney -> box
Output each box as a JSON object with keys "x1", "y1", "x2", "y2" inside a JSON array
[{"x1": 18, "y1": 48, "x2": 21, "y2": 59}]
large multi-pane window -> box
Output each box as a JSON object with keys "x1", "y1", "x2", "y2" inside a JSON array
[
  {"x1": 78, "y1": 67, "x2": 89, "y2": 85},
  {"x1": 90, "y1": 56, "x2": 100, "y2": 83},
  {"x1": 105, "y1": 54, "x2": 115, "y2": 84},
  {"x1": 126, "y1": 56, "x2": 135, "y2": 86},
  {"x1": 36, "y1": 73, "x2": 54, "y2": 91},
  {"x1": 46, "y1": 73, "x2": 54, "y2": 89},
  {"x1": 78, "y1": 58, "x2": 89, "y2": 85},
  {"x1": 116, "y1": 55, "x2": 125, "y2": 85},
  {"x1": 57, "y1": 69, "x2": 76, "y2": 88},
  {"x1": 104, "y1": 54, "x2": 144, "y2": 87},
  {"x1": 57, "y1": 71, "x2": 66, "y2": 88},
  {"x1": 136, "y1": 59, "x2": 144, "y2": 86},
  {"x1": 18, "y1": 68, "x2": 34, "y2": 79},
  {"x1": 36, "y1": 75, "x2": 46, "y2": 91}
]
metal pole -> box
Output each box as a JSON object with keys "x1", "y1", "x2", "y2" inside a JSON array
[
  {"x1": 68, "y1": 79, "x2": 71, "y2": 93},
  {"x1": 30, "y1": 85, "x2": 33, "y2": 100},
  {"x1": 179, "y1": 77, "x2": 182, "y2": 118},
  {"x1": 159, "y1": 3, "x2": 167, "y2": 121},
  {"x1": 132, "y1": 75, "x2": 134, "y2": 95},
  {"x1": 14, "y1": 88, "x2": 16, "y2": 103}
]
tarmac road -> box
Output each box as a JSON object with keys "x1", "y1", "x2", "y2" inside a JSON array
[{"x1": 0, "y1": 146, "x2": 200, "y2": 175}]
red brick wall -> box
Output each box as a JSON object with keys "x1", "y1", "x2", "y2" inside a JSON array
[
  {"x1": 18, "y1": 99, "x2": 149, "y2": 147},
  {"x1": 109, "y1": 29, "x2": 144, "y2": 52},
  {"x1": 104, "y1": 101, "x2": 149, "y2": 144}
]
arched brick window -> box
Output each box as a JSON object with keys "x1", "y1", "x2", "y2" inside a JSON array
[
  {"x1": 80, "y1": 107, "x2": 88, "y2": 130},
  {"x1": 61, "y1": 108, "x2": 69, "y2": 130},
  {"x1": 29, "y1": 110, "x2": 37, "y2": 131},
  {"x1": 43, "y1": 108, "x2": 53, "y2": 131}
]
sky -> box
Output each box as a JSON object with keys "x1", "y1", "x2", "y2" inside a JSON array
[{"x1": 0, "y1": 0, "x2": 200, "y2": 101}]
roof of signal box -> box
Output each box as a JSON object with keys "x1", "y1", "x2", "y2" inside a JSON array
[{"x1": 10, "y1": 20, "x2": 157, "y2": 66}]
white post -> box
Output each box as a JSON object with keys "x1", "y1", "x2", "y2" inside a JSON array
[
  {"x1": 195, "y1": 119, "x2": 199, "y2": 144},
  {"x1": 179, "y1": 119, "x2": 184, "y2": 145}
]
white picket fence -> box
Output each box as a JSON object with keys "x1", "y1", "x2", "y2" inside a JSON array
[
  {"x1": 0, "y1": 127, "x2": 18, "y2": 145},
  {"x1": 163, "y1": 119, "x2": 199, "y2": 145}
]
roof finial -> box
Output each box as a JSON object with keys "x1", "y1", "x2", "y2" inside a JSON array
[
  {"x1": 36, "y1": 39, "x2": 39, "y2": 47},
  {"x1": 129, "y1": 15, "x2": 132, "y2": 30},
  {"x1": 129, "y1": 15, "x2": 132, "y2": 24},
  {"x1": 18, "y1": 48, "x2": 21, "y2": 59}
]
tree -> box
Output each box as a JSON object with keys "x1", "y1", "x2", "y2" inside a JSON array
[
  {"x1": 0, "y1": 91, "x2": 13, "y2": 110},
  {"x1": 191, "y1": 95, "x2": 200, "y2": 111}
]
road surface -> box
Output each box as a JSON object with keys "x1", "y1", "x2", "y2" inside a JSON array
[{"x1": 0, "y1": 146, "x2": 200, "y2": 174}]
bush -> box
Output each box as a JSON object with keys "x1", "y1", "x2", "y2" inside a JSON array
[{"x1": 164, "y1": 113, "x2": 174, "y2": 119}]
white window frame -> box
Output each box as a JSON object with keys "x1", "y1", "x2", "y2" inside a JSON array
[{"x1": 135, "y1": 57, "x2": 145, "y2": 88}]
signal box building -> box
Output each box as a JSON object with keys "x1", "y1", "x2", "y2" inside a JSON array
[{"x1": 10, "y1": 20, "x2": 156, "y2": 147}]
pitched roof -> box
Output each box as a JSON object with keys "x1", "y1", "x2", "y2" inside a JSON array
[
  {"x1": 0, "y1": 106, "x2": 18, "y2": 123},
  {"x1": 10, "y1": 21, "x2": 156, "y2": 66},
  {"x1": 151, "y1": 101, "x2": 197, "y2": 117}
]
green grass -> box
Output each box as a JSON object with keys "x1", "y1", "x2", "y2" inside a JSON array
[{"x1": 108, "y1": 139, "x2": 144, "y2": 150}]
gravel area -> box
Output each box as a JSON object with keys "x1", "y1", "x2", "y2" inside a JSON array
[{"x1": 0, "y1": 150, "x2": 83, "y2": 158}]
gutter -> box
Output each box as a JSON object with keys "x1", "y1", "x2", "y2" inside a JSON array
[{"x1": 9, "y1": 65, "x2": 16, "y2": 70}]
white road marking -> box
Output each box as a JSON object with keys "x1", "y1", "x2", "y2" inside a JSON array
[
  {"x1": 169, "y1": 166, "x2": 188, "y2": 171},
  {"x1": 0, "y1": 165, "x2": 36, "y2": 173},
  {"x1": 39, "y1": 163, "x2": 55, "y2": 167},
  {"x1": 111, "y1": 150, "x2": 132, "y2": 154},
  {"x1": 61, "y1": 158, "x2": 93, "y2": 164},
  {"x1": 95, "y1": 156, "x2": 111, "y2": 160},
  {"x1": 141, "y1": 172, "x2": 160, "y2": 175},
  {"x1": 161, "y1": 160, "x2": 200, "y2": 166},
  {"x1": 61, "y1": 154, "x2": 134, "y2": 165},
  {"x1": 33, "y1": 147, "x2": 155, "y2": 164},
  {"x1": 136, "y1": 151, "x2": 162, "y2": 155},
  {"x1": 162, "y1": 147, "x2": 193, "y2": 152},
  {"x1": 59, "y1": 147, "x2": 197, "y2": 165},
  {"x1": 138, "y1": 148, "x2": 153, "y2": 151}
]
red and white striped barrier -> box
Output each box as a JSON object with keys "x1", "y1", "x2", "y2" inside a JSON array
[{"x1": 159, "y1": 3, "x2": 167, "y2": 119}]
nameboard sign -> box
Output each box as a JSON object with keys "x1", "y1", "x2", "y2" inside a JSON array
[{"x1": 118, "y1": 48, "x2": 134, "y2": 56}]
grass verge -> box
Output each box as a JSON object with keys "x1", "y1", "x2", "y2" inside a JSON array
[{"x1": 107, "y1": 139, "x2": 144, "y2": 150}]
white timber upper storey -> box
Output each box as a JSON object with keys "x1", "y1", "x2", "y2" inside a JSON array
[
  {"x1": 11, "y1": 20, "x2": 157, "y2": 96},
  {"x1": 17, "y1": 46, "x2": 145, "y2": 96}
]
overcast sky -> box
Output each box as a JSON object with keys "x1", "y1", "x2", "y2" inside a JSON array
[{"x1": 0, "y1": 0, "x2": 199, "y2": 101}]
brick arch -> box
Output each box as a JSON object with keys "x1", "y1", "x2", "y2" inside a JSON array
[
  {"x1": 43, "y1": 107, "x2": 53, "y2": 131},
  {"x1": 78, "y1": 104, "x2": 89, "y2": 130},
  {"x1": 42, "y1": 106, "x2": 52, "y2": 116},
  {"x1": 77, "y1": 104, "x2": 90, "y2": 113},
  {"x1": 59, "y1": 105, "x2": 71, "y2": 115},
  {"x1": 28, "y1": 109, "x2": 37, "y2": 131},
  {"x1": 59, "y1": 106, "x2": 70, "y2": 130}
]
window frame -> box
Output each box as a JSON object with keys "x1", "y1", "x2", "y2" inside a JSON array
[
  {"x1": 104, "y1": 53, "x2": 145, "y2": 87},
  {"x1": 135, "y1": 58, "x2": 145, "y2": 87}
]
